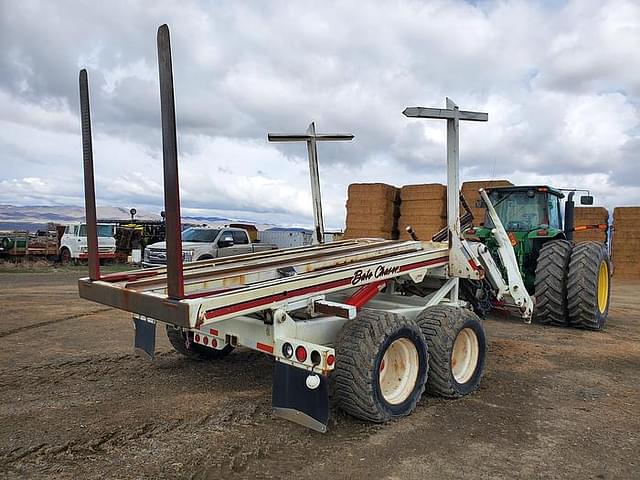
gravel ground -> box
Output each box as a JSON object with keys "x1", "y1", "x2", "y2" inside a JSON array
[{"x1": 0, "y1": 271, "x2": 638, "y2": 479}]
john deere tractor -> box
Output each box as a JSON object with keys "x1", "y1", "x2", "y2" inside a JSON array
[{"x1": 462, "y1": 185, "x2": 611, "y2": 330}]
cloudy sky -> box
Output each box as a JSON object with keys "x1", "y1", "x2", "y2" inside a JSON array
[{"x1": 1, "y1": 0, "x2": 639, "y2": 229}]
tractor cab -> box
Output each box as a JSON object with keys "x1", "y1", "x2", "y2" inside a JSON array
[{"x1": 484, "y1": 185, "x2": 565, "y2": 234}]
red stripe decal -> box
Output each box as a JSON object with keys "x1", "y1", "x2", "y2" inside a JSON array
[
  {"x1": 256, "y1": 342, "x2": 274, "y2": 354},
  {"x1": 204, "y1": 256, "x2": 448, "y2": 320}
]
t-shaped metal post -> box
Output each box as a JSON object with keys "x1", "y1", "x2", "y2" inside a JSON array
[
  {"x1": 268, "y1": 122, "x2": 354, "y2": 244},
  {"x1": 403, "y1": 98, "x2": 487, "y2": 241}
]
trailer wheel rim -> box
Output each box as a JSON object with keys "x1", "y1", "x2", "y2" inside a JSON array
[
  {"x1": 379, "y1": 338, "x2": 420, "y2": 405},
  {"x1": 597, "y1": 261, "x2": 609, "y2": 314},
  {"x1": 451, "y1": 328, "x2": 479, "y2": 384}
]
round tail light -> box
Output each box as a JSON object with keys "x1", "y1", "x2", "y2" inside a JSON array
[
  {"x1": 282, "y1": 342, "x2": 294, "y2": 358},
  {"x1": 295, "y1": 345, "x2": 307, "y2": 363}
]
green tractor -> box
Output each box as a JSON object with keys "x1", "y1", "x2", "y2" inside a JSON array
[{"x1": 462, "y1": 185, "x2": 611, "y2": 330}]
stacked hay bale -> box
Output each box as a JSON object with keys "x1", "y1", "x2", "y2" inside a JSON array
[
  {"x1": 461, "y1": 179, "x2": 513, "y2": 224},
  {"x1": 343, "y1": 183, "x2": 400, "y2": 239},
  {"x1": 612, "y1": 207, "x2": 640, "y2": 279},
  {"x1": 398, "y1": 184, "x2": 447, "y2": 240},
  {"x1": 573, "y1": 207, "x2": 609, "y2": 243}
]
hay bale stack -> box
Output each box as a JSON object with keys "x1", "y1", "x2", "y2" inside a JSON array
[
  {"x1": 612, "y1": 207, "x2": 640, "y2": 279},
  {"x1": 343, "y1": 183, "x2": 400, "y2": 239},
  {"x1": 461, "y1": 179, "x2": 513, "y2": 224},
  {"x1": 573, "y1": 207, "x2": 609, "y2": 243},
  {"x1": 398, "y1": 184, "x2": 447, "y2": 240}
]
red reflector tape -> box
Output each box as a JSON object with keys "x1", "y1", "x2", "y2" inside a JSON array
[
  {"x1": 256, "y1": 342, "x2": 274, "y2": 354},
  {"x1": 209, "y1": 328, "x2": 218, "y2": 336}
]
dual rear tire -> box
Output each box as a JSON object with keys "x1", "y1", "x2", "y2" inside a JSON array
[
  {"x1": 534, "y1": 240, "x2": 611, "y2": 330},
  {"x1": 332, "y1": 306, "x2": 486, "y2": 423}
]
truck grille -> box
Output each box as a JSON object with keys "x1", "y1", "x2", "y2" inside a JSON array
[{"x1": 146, "y1": 249, "x2": 167, "y2": 265}]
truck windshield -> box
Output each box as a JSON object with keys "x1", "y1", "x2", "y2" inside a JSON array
[
  {"x1": 485, "y1": 191, "x2": 548, "y2": 231},
  {"x1": 182, "y1": 228, "x2": 220, "y2": 242},
  {"x1": 78, "y1": 224, "x2": 115, "y2": 237}
]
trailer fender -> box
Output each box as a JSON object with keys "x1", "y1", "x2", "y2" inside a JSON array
[{"x1": 272, "y1": 360, "x2": 329, "y2": 433}]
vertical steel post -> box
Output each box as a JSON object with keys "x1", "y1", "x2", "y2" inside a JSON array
[
  {"x1": 445, "y1": 98, "x2": 461, "y2": 243},
  {"x1": 305, "y1": 122, "x2": 325, "y2": 244},
  {"x1": 78, "y1": 69, "x2": 100, "y2": 281},
  {"x1": 157, "y1": 24, "x2": 184, "y2": 299}
]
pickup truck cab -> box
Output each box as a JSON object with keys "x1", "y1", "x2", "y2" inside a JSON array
[
  {"x1": 59, "y1": 222, "x2": 117, "y2": 263},
  {"x1": 142, "y1": 226, "x2": 276, "y2": 267}
]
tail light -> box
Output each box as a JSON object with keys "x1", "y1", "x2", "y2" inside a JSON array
[{"x1": 295, "y1": 345, "x2": 307, "y2": 363}]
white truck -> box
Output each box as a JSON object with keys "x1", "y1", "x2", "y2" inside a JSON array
[
  {"x1": 59, "y1": 222, "x2": 117, "y2": 263},
  {"x1": 142, "y1": 226, "x2": 277, "y2": 267},
  {"x1": 76, "y1": 25, "x2": 536, "y2": 433}
]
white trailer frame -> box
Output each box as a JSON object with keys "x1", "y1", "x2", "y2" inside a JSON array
[{"x1": 77, "y1": 24, "x2": 532, "y2": 433}]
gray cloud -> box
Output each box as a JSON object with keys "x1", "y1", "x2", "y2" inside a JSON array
[{"x1": 1, "y1": 0, "x2": 639, "y2": 229}]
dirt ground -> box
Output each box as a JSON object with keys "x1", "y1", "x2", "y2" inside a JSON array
[{"x1": 0, "y1": 270, "x2": 639, "y2": 480}]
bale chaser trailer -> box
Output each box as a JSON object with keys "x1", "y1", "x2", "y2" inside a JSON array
[{"x1": 77, "y1": 25, "x2": 534, "y2": 432}]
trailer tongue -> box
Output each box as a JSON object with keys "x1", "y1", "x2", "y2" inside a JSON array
[{"x1": 77, "y1": 24, "x2": 532, "y2": 432}]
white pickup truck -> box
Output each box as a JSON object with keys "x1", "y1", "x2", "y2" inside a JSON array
[
  {"x1": 142, "y1": 226, "x2": 276, "y2": 267},
  {"x1": 59, "y1": 222, "x2": 117, "y2": 263}
]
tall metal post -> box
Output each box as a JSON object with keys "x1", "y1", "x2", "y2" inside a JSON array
[
  {"x1": 403, "y1": 99, "x2": 488, "y2": 286},
  {"x1": 157, "y1": 24, "x2": 184, "y2": 299},
  {"x1": 268, "y1": 123, "x2": 353, "y2": 244},
  {"x1": 78, "y1": 69, "x2": 100, "y2": 281}
]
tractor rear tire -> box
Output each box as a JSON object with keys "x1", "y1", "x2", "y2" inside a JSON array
[
  {"x1": 332, "y1": 310, "x2": 428, "y2": 423},
  {"x1": 567, "y1": 242, "x2": 611, "y2": 330},
  {"x1": 534, "y1": 239, "x2": 573, "y2": 326},
  {"x1": 416, "y1": 305, "x2": 486, "y2": 398},
  {"x1": 166, "y1": 325, "x2": 234, "y2": 360}
]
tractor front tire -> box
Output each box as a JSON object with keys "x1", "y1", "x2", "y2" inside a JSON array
[
  {"x1": 567, "y1": 242, "x2": 611, "y2": 330},
  {"x1": 166, "y1": 325, "x2": 234, "y2": 360},
  {"x1": 534, "y1": 239, "x2": 573, "y2": 326},
  {"x1": 416, "y1": 305, "x2": 486, "y2": 398},
  {"x1": 332, "y1": 310, "x2": 429, "y2": 423}
]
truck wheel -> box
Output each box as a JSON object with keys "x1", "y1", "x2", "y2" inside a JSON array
[
  {"x1": 534, "y1": 239, "x2": 573, "y2": 326},
  {"x1": 416, "y1": 305, "x2": 486, "y2": 398},
  {"x1": 332, "y1": 310, "x2": 428, "y2": 423},
  {"x1": 166, "y1": 325, "x2": 234, "y2": 360},
  {"x1": 567, "y1": 242, "x2": 611, "y2": 330},
  {"x1": 59, "y1": 248, "x2": 73, "y2": 264}
]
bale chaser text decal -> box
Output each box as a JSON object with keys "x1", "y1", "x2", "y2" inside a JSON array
[{"x1": 351, "y1": 264, "x2": 401, "y2": 285}]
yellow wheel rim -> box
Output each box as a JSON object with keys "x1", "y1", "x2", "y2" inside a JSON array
[{"x1": 597, "y1": 261, "x2": 609, "y2": 314}]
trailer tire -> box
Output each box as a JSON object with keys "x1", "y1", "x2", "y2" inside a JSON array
[
  {"x1": 332, "y1": 310, "x2": 428, "y2": 423},
  {"x1": 534, "y1": 239, "x2": 573, "y2": 326},
  {"x1": 416, "y1": 306, "x2": 486, "y2": 398},
  {"x1": 166, "y1": 325, "x2": 234, "y2": 360},
  {"x1": 567, "y1": 242, "x2": 611, "y2": 330}
]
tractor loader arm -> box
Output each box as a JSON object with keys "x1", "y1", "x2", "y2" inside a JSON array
[{"x1": 475, "y1": 188, "x2": 534, "y2": 321}]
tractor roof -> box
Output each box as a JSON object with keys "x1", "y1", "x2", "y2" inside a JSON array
[{"x1": 484, "y1": 185, "x2": 564, "y2": 198}]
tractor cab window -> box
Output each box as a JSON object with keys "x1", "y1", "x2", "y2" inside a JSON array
[
  {"x1": 486, "y1": 190, "x2": 548, "y2": 231},
  {"x1": 547, "y1": 196, "x2": 561, "y2": 229}
]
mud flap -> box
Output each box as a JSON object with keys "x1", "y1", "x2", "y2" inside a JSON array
[
  {"x1": 133, "y1": 316, "x2": 156, "y2": 359},
  {"x1": 272, "y1": 361, "x2": 329, "y2": 433}
]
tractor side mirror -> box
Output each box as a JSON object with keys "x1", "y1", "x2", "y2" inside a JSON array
[{"x1": 580, "y1": 195, "x2": 594, "y2": 205}]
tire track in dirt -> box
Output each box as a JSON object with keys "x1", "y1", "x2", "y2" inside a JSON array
[{"x1": 0, "y1": 308, "x2": 113, "y2": 338}]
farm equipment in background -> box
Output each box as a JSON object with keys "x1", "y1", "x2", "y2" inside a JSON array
[
  {"x1": 0, "y1": 225, "x2": 59, "y2": 259},
  {"x1": 462, "y1": 185, "x2": 611, "y2": 330}
]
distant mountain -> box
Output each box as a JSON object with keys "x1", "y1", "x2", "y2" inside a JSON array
[{"x1": 0, "y1": 204, "x2": 279, "y2": 232}]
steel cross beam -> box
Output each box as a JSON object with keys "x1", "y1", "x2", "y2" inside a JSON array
[
  {"x1": 403, "y1": 98, "x2": 487, "y2": 241},
  {"x1": 268, "y1": 123, "x2": 353, "y2": 244}
]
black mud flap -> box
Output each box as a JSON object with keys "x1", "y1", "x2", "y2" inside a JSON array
[
  {"x1": 133, "y1": 317, "x2": 156, "y2": 359},
  {"x1": 272, "y1": 361, "x2": 329, "y2": 433}
]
